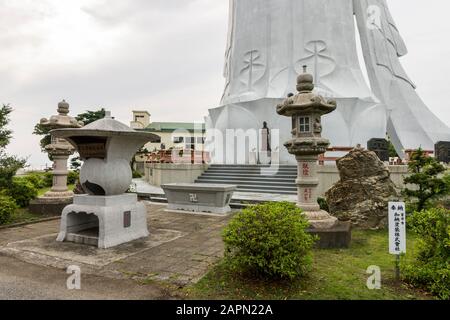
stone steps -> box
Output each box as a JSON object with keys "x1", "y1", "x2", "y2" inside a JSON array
[{"x1": 195, "y1": 164, "x2": 298, "y2": 195}]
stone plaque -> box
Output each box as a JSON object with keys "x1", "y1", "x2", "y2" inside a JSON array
[
  {"x1": 367, "y1": 138, "x2": 389, "y2": 162},
  {"x1": 435, "y1": 141, "x2": 450, "y2": 163},
  {"x1": 78, "y1": 143, "x2": 107, "y2": 159},
  {"x1": 123, "y1": 211, "x2": 131, "y2": 228}
]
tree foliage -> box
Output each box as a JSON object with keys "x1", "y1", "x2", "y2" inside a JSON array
[
  {"x1": 0, "y1": 104, "x2": 26, "y2": 189},
  {"x1": 76, "y1": 108, "x2": 106, "y2": 126},
  {"x1": 0, "y1": 104, "x2": 13, "y2": 148},
  {"x1": 402, "y1": 148, "x2": 449, "y2": 212}
]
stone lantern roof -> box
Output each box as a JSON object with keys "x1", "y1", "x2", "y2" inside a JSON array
[
  {"x1": 40, "y1": 100, "x2": 83, "y2": 130},
  {"x1": 52, "y1": 111, "x2": 158, "y2": 139},
  {"x1": 277, "y1": 66, "x2": 337, "y2": 117}
]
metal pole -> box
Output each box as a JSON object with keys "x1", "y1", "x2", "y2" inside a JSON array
[{"x1": 395, "y1": 254, "x2": 400, "y2": 282}]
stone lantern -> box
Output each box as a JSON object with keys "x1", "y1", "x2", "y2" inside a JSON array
[
  {"x1": 30, "y1": 100, "x2": 82, "y2": 215},
  {"x1": 50, "y1": 112, "x2": 160, "y2": 248},
  {"x1": 277, "y1": 67, "x2": 351, "y2": 247}
]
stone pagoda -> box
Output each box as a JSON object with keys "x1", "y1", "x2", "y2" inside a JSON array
[
  {"x1": 277, "y1": 66, "x2": 351, "y2": 248},
  {"x1": 30, "y1": 100, "x2": 83, "y2": 215}
]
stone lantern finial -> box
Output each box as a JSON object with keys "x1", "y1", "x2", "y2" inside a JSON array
[
  {"x1": 297, "y1": 65, "x2": 314, "y2": 93},
  {"x1": 57, "y1": 99, "x2": 70, "y2": 115}
]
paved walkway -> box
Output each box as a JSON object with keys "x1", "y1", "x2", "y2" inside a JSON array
[{"x1": 0, "y1": 203, "x2": 232, "y2": 299}]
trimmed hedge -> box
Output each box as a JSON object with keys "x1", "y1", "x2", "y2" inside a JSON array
[{"x1": 222, "y1": 202, "x2": 316, "y2": 279}]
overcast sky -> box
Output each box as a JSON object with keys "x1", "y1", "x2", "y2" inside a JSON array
[{"x1": 1, "y1": 0, "x2": 450, "y2": 169}]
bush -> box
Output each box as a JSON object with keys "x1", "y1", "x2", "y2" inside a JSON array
[
  {"x1": 67, "y1": 170, "x2": 79, "y2": 185},
  {"x1": 317, "y1": 197, "x2": 329, "y2": 212},
  {"x1": 402, "y1": 207, "x2": 450, "y2": 299},
  {"x1": 7, "y1": 178, "x2": 38, "y2": 208},
  {"x1": 43, "y1": 172, "x2": 53, "y2": 188},
  {"x1": 132, "y1": 170, "x2": 143, "y2": 179},
  {"x1": 222, "y1": 202, "x2": 316, "y2": 279},
  {"x1": 0, "y1": 195, "x2": 17, "y2": 225},
  {"x1": 21, "y1": 172, "x2": 47, "y2": 189}
]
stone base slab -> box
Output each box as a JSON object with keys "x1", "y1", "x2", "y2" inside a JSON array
[
  {"x1": 307, "y1": 221, "x2": 352, "y2": 249},
  {"x1": 0, "y1": 228, "x2": 184, "y2": 268},
  {"x1": 29, "y1": 197, "x2": 73, "y2": 216},
  {"x1": 57, "y1": 194, "x2": 149, "y2": 249}
]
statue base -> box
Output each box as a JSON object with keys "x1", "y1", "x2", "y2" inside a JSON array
[
  {"x1": 56, "y1": 194, "x2": 149, "y2": 249},
  {"x1": 307, "y1": 220, "x2": 352, "y2": 249},
  {"x1": 302, "y1": 210, "x2": 352, "y2": 249},
  {"x1": 29, "y1": 196, "x2": 73, "y2": 216},
  {"x1": 303, "y1": 210, "x2": 338, "y2": 229}
]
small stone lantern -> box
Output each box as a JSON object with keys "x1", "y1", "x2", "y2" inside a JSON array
[
  {"x1": 51, "y1": 112, "x2": 160, "y2": 248},
  {"x1": 30, "y1": 100, "x2": 83, "y2": 215},
  {"x1": 277, "y1": 66, "x2": 338, "y2": 230}
]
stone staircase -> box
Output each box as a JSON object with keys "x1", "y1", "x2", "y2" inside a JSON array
[{"x1": 195, "y1": 164, "x2": 298, "y2": 195}]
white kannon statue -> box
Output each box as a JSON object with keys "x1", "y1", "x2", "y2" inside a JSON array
[{"x1": 205, "y1": 0, "x2": 450, "y2": 164}]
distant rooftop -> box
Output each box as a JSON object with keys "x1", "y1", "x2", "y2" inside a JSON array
[{"x1": 140, "y1": 122, "x2": 205, "y2": 133}]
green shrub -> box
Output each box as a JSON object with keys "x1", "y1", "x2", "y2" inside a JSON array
[
  {"x1": 132, "y1": 170, "x2": 143, "y2": 179},
  {"x1": 7, "y1": 178, "x2": 38, "y2": 208},
  {"x1": 21, "y1": 172, "x2": 47, "y2": 189},
  {"x1": 43, "y1": 172, "x2": 53, "y2": 188},
  {"x1": 67, "y1": 170, "x2": 79, "y2": 185},
  {"x1": 0, "y1": 195, "x2": 17, "y2": 225},
  {"x1": 222, "y1": 202, "x2": 316, "y2": 279},
  {"x1": 402, "y1": 207, "x2": 450, "y2": 299},
  {"x1": 317, "y1": 197, "x2": 329, "y2": 212}
]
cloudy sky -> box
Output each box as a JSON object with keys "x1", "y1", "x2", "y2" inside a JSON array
[{"x1": 1, "y1": 0, "x2": 450, "y2": 169}]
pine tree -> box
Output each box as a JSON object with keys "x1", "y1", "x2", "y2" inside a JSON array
[{"x1": 403, "y1": 148, "x2": 449, "y2": 211}]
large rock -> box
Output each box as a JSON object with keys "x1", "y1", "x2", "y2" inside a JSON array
[{"x1": 325, "y1": 148, "x2": 398, "y2": 229}]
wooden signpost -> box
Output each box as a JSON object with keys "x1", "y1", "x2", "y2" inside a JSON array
[{"x1": 388, "y1": 201, "x2": 407, "y2": 281}]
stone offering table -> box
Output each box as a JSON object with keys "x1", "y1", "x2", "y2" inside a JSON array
[{"x1": 162, "y1": 183, "x2": 236, "y2": 215}]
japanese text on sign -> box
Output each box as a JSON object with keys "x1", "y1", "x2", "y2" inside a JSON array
[{"x1": 388, "y1": 202, "x2": 406, "y2": 255}]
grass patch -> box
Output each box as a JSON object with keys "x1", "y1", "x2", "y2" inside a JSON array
[
  {"x1": 186, "y1": 230, "x2": 432, "y2": 300},
  {"x1": 5, "y1": 208, "x2": 45, "y2": 226}
]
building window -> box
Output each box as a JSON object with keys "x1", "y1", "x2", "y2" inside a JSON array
[
  {"x1": 299, "y1": 117, "x2": 310, "y2": 133},
  {"x1": 196, "y1": 137, "x2": 205, "y2": 144},
  {"x1": 173, "y1": 136, "x2": 184, "y2": 143},
  {"x1": 186, "y1": 137, "x2": 195, "y2": 144}
]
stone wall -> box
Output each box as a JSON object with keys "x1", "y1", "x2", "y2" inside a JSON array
[
  {"x1": 317, "y1": 165, "x2": 408, "y2": 196},
  {"x1": 145, "y1": 163, "x2": 208, "y2": 187},
  {"x1": 144, "y1": 163, "x2": 410, "y2": 195}
]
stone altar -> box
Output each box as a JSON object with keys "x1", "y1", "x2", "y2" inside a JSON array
[
  {"x1": 205, "y1": 0, "x2": 450, "y2": 164},
  {"x1": 162, "y1": 183, "x2": 236, "y2": 215},
  {"x1": 51, "y1": 112, "x2": 160, "y2": 248},
  {"x1": 29, "y1": 100, "x2": 83, "y2": 215}
]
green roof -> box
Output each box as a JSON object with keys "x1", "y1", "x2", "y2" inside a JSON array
[{"x1": 141, "y1": 122, "x2": 205, "y2": 133}]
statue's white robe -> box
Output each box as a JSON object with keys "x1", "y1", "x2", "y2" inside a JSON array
[{"x1": 207, "y1": 0, "x2": 449, "y2": 163}]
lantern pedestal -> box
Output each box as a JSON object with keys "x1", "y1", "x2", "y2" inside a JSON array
[{"x1": 57, "y1": 194, "x2": 149, "y2": 249}]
